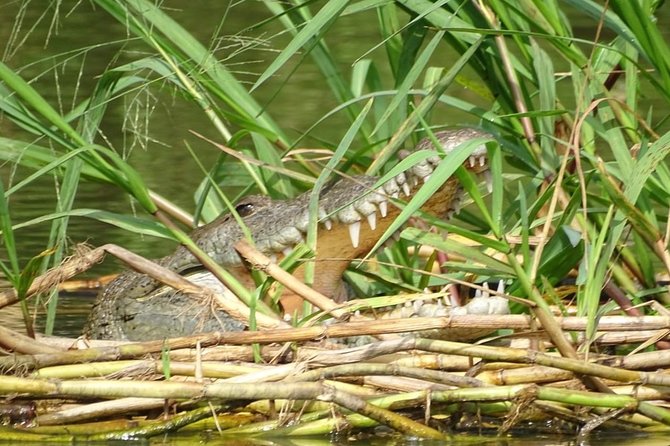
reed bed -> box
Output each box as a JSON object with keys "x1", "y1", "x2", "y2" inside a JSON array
[
  {"x1": 3, "y1": 308, "x2": 670, "y2": 441},
  {"x1": 3, "y1": 253, "x2": 670, "y2": 441},
  {"x1": 2, "y1": 0, "x2": 670, "y2": 442}
]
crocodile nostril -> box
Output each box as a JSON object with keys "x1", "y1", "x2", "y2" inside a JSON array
[{"x1": 235, "y1": 203, "x2": 255, "y2": 217}]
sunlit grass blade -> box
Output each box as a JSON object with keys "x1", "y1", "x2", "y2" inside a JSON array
[
  {"x1": 367, "y1": 134, "x2": 494, "y2": 257},
  {"x1": 372, "y1": 29, "x2": 445, "y2": 136},
  {"x1": 305, "y1": 99, "x2": 374, "y2": 288},
  {"x1": 12, "y1": 209, "x2": 173, "y2": 239},
  {"x1": 367, "y1": 36, "x2": 484, "y2": 174},
  {"x1": 252, "y1": 1, "x2": 348, "y2": 92},
  {"x1": 401, "y1": 228, "x2": 514, "y2": 276}
]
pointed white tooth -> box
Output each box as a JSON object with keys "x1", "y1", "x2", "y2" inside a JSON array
[
  {"x1": 354, "y1": 310, "x2": 361, "y2": 317},
  {"x1": 484, "y1": 170, "x2": 493, "y2": 193},
  {"x1": 482, "y1": 282, "x2": 490, "y2": 298},
  {"x1": 402, "y1": 183, "x2": 410, "y2": 196},
  {"x1": 391, "y1": 191, "x2": 399, "y2": 199},
  {"x1": 413, "y1": 300, "x2": 423, "y2": 313},
  {"x1": 412, "y1": 176, "x2": 419, "y2": 187},
  {"x1": 474, "y1": 289, "x2": 482, "y2": 298},
  {"x1": 366, "y1": 211, "x2": 376, "y2": 230},
  {"x1": 323, "y1": 219, "x2": 333, "y2": 230},
  {"x1": 282, "y1": 247, "x2": 293, "y2": 257},
  {"x1": 479, "y1": 156, "x2": 486, "y2": 167},
  {"x1": 423, "y1": 174, "x2": 431, "y2": 183},
  {"x1": 379, "y1": 200, "x2": 387, "y2": 218},
  {"x1": 497, "y1": 279, "x2": 505, "y2": 294},
  {"x1": 348, "y1": 221, "x2": 361, "y2": 248},
  {"x1": 469, "y1": 156, "x2": 476, "y2": 167}
]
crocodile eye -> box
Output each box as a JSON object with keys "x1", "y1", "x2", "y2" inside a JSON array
[{"x1": 235, "y1": 203, "x2": 254, "y2": 217}]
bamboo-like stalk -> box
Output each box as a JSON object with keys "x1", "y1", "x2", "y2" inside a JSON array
[
  {"x1": 36, "y1": 397, "x2": 167, "y2": 426},
  {"x1": 32, "y1": 359, "x2": 287, "y2": 380},
  {"x1": 234, "y1": 239, "x2": 346, "y2": 318},
  {"x1": 36, "y1": 362, "x2": 303, "y2": 425},
  {"x1": 0, "y1": 376, "x2": 445, "y2": 439},
  {"x1": 0, "y1": 325, "x2": 64, "y2": 354},
  {"x1": 85, "y1": 404, "x2": 224, "y2": 441},
  {"x1": 6, "y1": 338, "x2": 670, "y2": 393},
  {"x1": 286, "y1": 363, "x2": 485, "y2": 388}
]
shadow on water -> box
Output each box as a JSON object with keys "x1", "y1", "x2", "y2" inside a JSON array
[{"x1": 99, "y1": 431, "x2": 670, "y2": 446}]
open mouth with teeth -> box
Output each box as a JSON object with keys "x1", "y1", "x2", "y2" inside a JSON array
[{"x1": 84, "y1": 128, "x2": 493, "y2": 340}]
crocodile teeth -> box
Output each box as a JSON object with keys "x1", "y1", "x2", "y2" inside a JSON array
[
  {"x1": 366, "y1": 211, "x2": 376, "y2": 230},
  {"x1": 469, "y1": 156, "x2": 476, "y2": 167},
  {"x1": 382, "y1": 178, "x2": 400, "y2": 198},
  {"x1": 483, "y1": 170, "x2": 493, "y2": 193},
  {"x1": 497, "y1": 279, "x2": 505, "y2": 294},
  {"x1": 428, "y1": 154, "x2": 441, "y2": 165},
  {"x1": 348, "y1": 221, "x2": 361, "y2": 248},
  {"x1": 337, "y1": 205, "x2": 361, "y2": 224},
  {"x1": 379, "y1": 200, "x2": 387, "y2": 218},
  {"x1": 479, "y1": 156, "x2": 487, "y2": 167},
  {"x1": 391, "y1": 191, "x2": 399, "y2": 199},
  {"x1": 423, "y1": 174, "x2": 431, "y2": 183},
  {"x1": 402, "y1": 182, "x2": 411, "y2": 196},
  {"x1": 323, "y1": 219, "x2": 333, "y2": 230}
]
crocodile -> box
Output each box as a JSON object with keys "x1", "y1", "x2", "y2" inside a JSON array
[{"x1": 84, "y1": 128, "x2": 501, "y2": 341}]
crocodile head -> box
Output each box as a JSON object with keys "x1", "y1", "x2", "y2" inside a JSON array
[{"x1": 84, "y1": 128, "x2": 492, "y2": 340}]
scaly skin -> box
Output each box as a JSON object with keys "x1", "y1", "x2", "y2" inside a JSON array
[{"x1": 84, "y1": 128, "x2": 494, "y2": 340}]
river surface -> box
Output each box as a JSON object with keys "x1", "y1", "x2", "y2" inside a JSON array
[{"x1": 1, "y1": 3, "x2": 670, "y2": 444}]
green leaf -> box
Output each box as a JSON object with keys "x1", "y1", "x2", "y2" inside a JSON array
[{"x1": 253, "y1": 1, "x2": 350, "y2": 91}]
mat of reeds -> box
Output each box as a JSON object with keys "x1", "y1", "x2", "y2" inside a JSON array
[{"x1": 2, "y1": 308, "x2": 670, "y2": 442}]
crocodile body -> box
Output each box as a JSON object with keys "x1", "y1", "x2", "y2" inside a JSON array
[{"x1": 84, "y1": 128, "x2": 496, "y2": 340}]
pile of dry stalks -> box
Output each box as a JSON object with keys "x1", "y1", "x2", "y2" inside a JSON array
[{"x1": 2, "y1": 245, "x2": 670, "y2": 441}]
